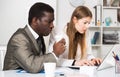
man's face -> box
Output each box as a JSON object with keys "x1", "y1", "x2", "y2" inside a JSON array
[{"x1": 36, "y1": 12, "x2": 54, "y2": 36}]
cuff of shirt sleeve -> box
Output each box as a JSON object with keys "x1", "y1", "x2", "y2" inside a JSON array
[
  {"x1": 87, "y1": 54, "x2": 95, "y2": 60},
  {"x1": 51, "y1": 52, "x2": 58, "y2": 60},
  {"x1": 72, "y1": 60, "x2": 76, "y2": 66}
]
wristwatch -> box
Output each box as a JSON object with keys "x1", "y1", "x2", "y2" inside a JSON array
[{"x1": 69, "y1": 0, "x2": 85, "y2": 7}]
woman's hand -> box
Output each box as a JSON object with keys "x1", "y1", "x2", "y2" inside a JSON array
[
  {"x1": 91, "y1": 58, "x2": 102, "y2": 66},
  {"x1": 74, "y1": 59, "x2": 95, "y2": 66}
]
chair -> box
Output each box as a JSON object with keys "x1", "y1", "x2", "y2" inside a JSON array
[{"x1": 0, "y1": 45, "x2": 6, "y2": 71}]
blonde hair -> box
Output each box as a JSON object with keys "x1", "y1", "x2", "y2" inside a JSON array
[{"x1": 67, "y1": 6, "x2": 92, "y2": 59}]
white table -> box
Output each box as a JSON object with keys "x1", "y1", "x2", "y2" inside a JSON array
[
  {"x1": 96, "y1": 67, "x2": 119, "y2": 77},
  {"x1": 0, "y1": 66, "x2": 120, "y2": 77}
]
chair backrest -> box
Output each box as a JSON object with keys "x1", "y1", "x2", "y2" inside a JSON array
[{"x1": 0, "y1": 45, "x2": 6, "y2": 70}]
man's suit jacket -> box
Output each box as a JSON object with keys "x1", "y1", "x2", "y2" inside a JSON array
[{"x1": 3, "y1": 25, "x2": 56, "y2": 73}]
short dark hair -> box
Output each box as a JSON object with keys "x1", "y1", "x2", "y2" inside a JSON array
[{"x1": 28, "y1": 2, "x2": 54, "y2": 25}]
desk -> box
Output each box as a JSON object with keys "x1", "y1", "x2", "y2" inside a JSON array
[
  {"x1": 96, "y1": 67, "x2": 119, "y2": 77},
  {"x1": 0, "y1": 66, "x2": 120, "y2": 77}
]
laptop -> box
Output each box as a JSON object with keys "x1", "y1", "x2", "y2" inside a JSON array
[
  {"x1": 68, "y1": 45, "x2": 120, "y2": 71},
  {"x1": 97, "y1": 44, "x2": 120, "y2": 71}
]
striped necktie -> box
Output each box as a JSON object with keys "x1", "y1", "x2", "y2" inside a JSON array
[{"x1": 36, "y1": 36, "x2": 46, "y2": 54}]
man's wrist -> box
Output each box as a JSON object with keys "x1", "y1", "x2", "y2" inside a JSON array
[
  {"x1": 51, "y1": 52, "x2": 58, "y2": 60},
  {"x1": 53, "y1": 51, "x2": 59, "y2": 57}
]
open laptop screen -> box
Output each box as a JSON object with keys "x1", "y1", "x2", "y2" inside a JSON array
[{"x1": 97, "y1": 45, "x2": 120, "y2": 71}]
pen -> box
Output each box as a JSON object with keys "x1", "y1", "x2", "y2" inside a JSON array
[
  {"x1": 112, "y1": 51, "x2": 116, "y2": 60},
  {"x1": 116, "y1": 55, "x2": 120, "y2": 61},
  {"x1": 112, "y1": 51, "x2": 120, "y2": 61},
  {"x1": 68, "y1": 66, "x2": 80, "y2": 70},
  {"x1": 112, "y1": 51, "x2": 116, "y2": 57}
]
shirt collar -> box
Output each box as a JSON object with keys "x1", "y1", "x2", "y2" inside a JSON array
[{"x1": 27, "y1": 24, "x2": 39, "y2": 39}]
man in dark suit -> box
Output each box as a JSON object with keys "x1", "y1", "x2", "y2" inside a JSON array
[{"x1": 3, "y1": 2, "x2": 66, "y2": 73}]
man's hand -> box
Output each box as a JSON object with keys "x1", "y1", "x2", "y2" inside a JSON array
[{"x1": 53, "y1": 38, "x2": 66, "y2": 57}]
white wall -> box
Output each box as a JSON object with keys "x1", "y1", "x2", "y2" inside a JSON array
[
  {"x1": 0, "y1": 0, "x2": 101, "y2": 46},
  {"x1": 56, "y1": 0, "x2": 75, "y2": 32},
  {"x1": 0, "y1": 0, "x2": 57, "y2": 45}
]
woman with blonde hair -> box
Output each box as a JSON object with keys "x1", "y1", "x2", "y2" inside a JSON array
[{"x1": 49, "y1": 6, "x2": 102, "y2": 66}]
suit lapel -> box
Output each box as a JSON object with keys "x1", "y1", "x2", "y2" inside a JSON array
[{"x1": 24, "y1": 25, "x2": 40, "y2": 53}]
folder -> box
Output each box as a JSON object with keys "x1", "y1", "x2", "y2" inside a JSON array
[
  {"x1": 94, "y1": 5, "x2": 102, "y2": 26},
  {"x1": 92, "y1": 32, "x2": 100, "y2": 44}
]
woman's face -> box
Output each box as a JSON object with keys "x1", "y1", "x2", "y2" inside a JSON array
[{"x1": 74, "y1": 17, "x2": 91, "y2": 34}]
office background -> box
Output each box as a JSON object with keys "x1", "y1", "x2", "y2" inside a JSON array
[
  {"x1": 0, "y1": 0, "x2": 119, "y2": 58},
  {"x1": 0, "y1": 0, "x2": 100, "y2": 45}
]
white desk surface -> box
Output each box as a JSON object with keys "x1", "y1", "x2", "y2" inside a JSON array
[{"x1": 0, "y1": 66, "x2": 120, "y2": 77}]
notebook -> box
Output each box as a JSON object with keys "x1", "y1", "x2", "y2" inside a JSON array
[{"x1": 97, "y1": 44, "x2": 120, "y2": 71}]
